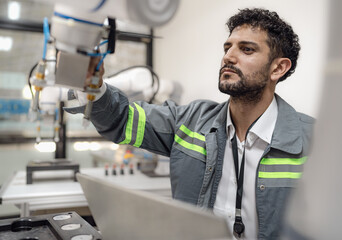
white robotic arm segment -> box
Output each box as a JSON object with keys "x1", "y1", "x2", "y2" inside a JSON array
[
  {"x1": 105, "y1": 68, "x2": 153, "y2": 92},
  {"x1": 104, "y1": 67, "x2": 182, "y2": 103},
  {"x1": 39, "y1": 86, "x2": 69, "y2": 115},
  {"x1": 105, "y1": 68, "x2": 155, "y2": 101},
  {"x1": 30, "y1": 0, "x2": 179, "y2": 126},
  {"x1": 48, "y1": 0, "x2": 179, "y2": 26},
  {"x1": 49, "y1": 0, "x2": 179, "y2": 91},
  {"x1": 50, "y1": 0, "x2": 179, "y2": 53}
]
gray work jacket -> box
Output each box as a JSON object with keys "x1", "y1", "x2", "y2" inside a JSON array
[{"x1": 65, "y1": 84, "x2": 314, "y2": 239}]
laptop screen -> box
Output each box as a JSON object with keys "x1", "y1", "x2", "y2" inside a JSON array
[{"x1": 77, "y1": 173, "x2": 230, "y2": 240}]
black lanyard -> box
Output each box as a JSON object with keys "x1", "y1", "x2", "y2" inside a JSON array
[{"x1": 231, "y1": 118, "x2": 260, "y2": 238}]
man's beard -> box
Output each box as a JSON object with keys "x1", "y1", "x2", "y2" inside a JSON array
[{"x1": 218, "y1": 63, "x2": 270, "y2": 103}]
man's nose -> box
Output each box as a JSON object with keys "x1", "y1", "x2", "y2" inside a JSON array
[{"x1": 223, "y1": 47, "x2": 238, "y2": 65}]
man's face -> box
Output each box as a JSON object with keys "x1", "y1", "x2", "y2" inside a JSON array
[{"x1": 219, "y1": 24, "x2": 273, "y2": 101}]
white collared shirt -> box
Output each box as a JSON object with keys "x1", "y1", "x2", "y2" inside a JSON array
[{"x1": 213, "y1": 97, "x2": 278, "y2": 240}]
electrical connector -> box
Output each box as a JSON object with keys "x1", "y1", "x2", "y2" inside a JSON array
[
  {"x1": 36, "y1": 121, "x2": 41, "y2": 143},
  {"x1": 54, "y1": 122, "x2": 60, "y2": 142},
  {"x1": 86, "y1": 71, "x2": 101, "y2": 92},
  {"x1": 30, "y1": 60, "x2": 47, "y2": 117}
]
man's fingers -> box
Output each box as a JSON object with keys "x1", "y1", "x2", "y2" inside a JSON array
[
  {"x1": 87, "y1": 56, "x2": 101, "y2": 75},
  {"x1": 86, "y1": 56, "x2": 105, "y2": 88}
]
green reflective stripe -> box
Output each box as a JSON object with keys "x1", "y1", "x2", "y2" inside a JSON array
[
  {"x1": 260, "y1": 157, "x2": 307, "y2": 165},
  {"x1": 180, "y1": 124, "x2": 205, "y2": 142},
  {"x1": 175, "y1": 134, "x2": 207, "y2": 156},
  {"x1": 119, "y1": 105, "x2": 134, "y2": 144},
  {"x1": 261, "y1": 164, "x2": 303, "y2": 173},
  {"x1": 259, "y1": 171, "x2": 302, "y2": 179},
  {"x1": 133, "y1": 103, "x2": 146, "y2": 147}
]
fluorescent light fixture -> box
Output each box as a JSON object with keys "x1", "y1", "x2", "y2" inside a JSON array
[
  {"x1": 74, "y1": 141, "x2": 105, "y2": 151},
  {"x1": 0, "y1": 37, "x2": 13, "y2": 51},
  {"x1": 110, "y1": 143, "x2": 119, "y2": 150},
  {"x1": 74, "y1": 141, "x2": 90, "y2": 151},
  {"x1": 89, "y1": 142, "x2": 101, "y2": 151},
  {"x1": 34, "y1": 142, "x2": 56, "y2": 153},
  {"x1": 8, "y1": 2, "x2": 20, "y2": 20}
]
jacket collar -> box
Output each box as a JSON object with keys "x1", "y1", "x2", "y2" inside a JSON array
[
  {"x1": 204, "y1": 94, "x2": 302, "y2": 155},
  {"x1": 203, "y1": 101, "x2": 229, "y2": 134},
  {"x1": 270, "y1": 94, "x2": 302, "y2": 154}
]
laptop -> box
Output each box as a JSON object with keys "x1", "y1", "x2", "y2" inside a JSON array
[{"x1": 77, "y1": 173, "x2": 230, "y2": 240}]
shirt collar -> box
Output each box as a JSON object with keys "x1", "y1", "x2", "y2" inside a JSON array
[
  {"x1": 251, "y1": 96, "x2": 278, "y2": 144},
  {"x1": 226, "y1": 96, "x2": 278, "y2": 146},
  {"x1": 226, "y1": 107, "x2": 235, "y2": 140}
]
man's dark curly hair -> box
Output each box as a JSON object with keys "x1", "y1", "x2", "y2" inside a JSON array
[{"x1": 227, "y1": 8, "x2": 300, "y2": 82}]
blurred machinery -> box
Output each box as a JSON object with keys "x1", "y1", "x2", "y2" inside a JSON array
[
  {"x1": 0, "y1": 212, "x2": 102, "y2": 239},
  {"x1": 29, "y1": 0, "x2": 179, "y2": 126},
  {"x1": 28, "y1": 58, "x2": 69, "y2": 144},
  {"x1": 29, "y1": 61, "x2": 183, "y2": 143},
  {"x1": 28, "y1": 0, "x2": 180, "y2": 143},
  {"x1": 26, "y1": 0, "x2": 180, "y2": 177}
]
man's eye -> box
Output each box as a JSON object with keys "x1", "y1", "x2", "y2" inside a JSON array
[{"x1": 242, "y1": 47, "x2": 254, "y2": 53}]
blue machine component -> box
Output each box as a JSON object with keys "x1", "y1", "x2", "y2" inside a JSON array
[
  {"x1": 42, "y1": 17, "x2": 50, "y2": 61},
  {"x1": 0, "y1": 99, "x2": 30, "y2": 115}
]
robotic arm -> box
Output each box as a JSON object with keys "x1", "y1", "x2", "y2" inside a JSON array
[
  {"x1": 46, "y1": 0, "x2": 179, "y2": 89},
  {"x1": 104, "y1": 66, "x2": 182, "y2": 104},
  {"x1": 29, "y1": 0, "x2": 179, "y2": 126}
]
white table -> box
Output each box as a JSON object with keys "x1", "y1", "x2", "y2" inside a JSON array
[{"x1": 0, "y1": 168, "x2": 171, "y2": 217}]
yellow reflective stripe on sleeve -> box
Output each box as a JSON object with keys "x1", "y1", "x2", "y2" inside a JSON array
[
  {"x1": 180, "y1": 124, "x2": 205, "y2": 141},
  {"x1": 133, "y1": 103, "x2": 146, "y2": 148},
  {"x1": 258, "y1": 172, "x2": 302, "y2": 179},
  {"x1": 260, "y1": 157, "x2": 307, "y2": 165},
  {"x1": 119, "y1": 105, "x2": 134, "y2": 144},
  {"x1": 175, "y1": 134, "x2": 207, "y2": 156}
]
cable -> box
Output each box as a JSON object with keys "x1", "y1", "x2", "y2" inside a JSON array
[
  {"x1": 98, "y1": 40, "x2": 109, "y2": 47},
  {"x1": 86, "y1": 52, "x2": 109, "y2": 71},
  {"x1": 86, "y1": 52, "x2": 104, "y2": 57},
  {"x1": 96, "y1": 51, "x2": 109, "y2": 71},
  {"x1": 42, "y1": 17, "x2": 50, "y2": 60},
  {"x1": 28, "y1": 62, "x2": 39, "y2": 100},
  {"x1": 106, "y1": 65, "x2": 160, "y2": 103}
]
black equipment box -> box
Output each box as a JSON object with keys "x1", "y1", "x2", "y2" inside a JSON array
[{"x1": 0, "y1": 211, "x2": 102, "y2": 240}]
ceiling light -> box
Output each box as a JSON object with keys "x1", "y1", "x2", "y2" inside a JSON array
[
  {"x1": 8, "y1": 2, "x2": 20, "y2": 20},
  {"x1": 74, "y1": 141, "x2": 90, "y2": 151},
  {"x1": 34, "y1": 142, "x2": 56, "y2": 153},
  {"x1": 0, "y1": 37, "x2": 13, "y2": 51},
  {"x1": 89, "y1": 142, "x2": 101, "y2": 151}
]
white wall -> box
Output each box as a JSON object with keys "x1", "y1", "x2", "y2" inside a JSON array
[{"x1": 154, "y1": 0, "x2": 328, "y2": 118}]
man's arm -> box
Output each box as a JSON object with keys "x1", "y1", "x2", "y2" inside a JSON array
[{"x1": 64, "y1": 57, "x2": 177, "y2": 157}]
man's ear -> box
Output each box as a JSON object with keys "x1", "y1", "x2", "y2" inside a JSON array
[{"x1": 270, "y1": 58, "x2": 292, "y2": 83}]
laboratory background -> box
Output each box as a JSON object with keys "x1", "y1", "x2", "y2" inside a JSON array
[{"x1": 0, "y1": 0, "x2": 340, "y2": 239}]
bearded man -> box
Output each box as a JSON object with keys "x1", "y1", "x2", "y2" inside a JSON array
[{"x1": 66, "y1": 8, "x2": 314, "y2": 240}]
